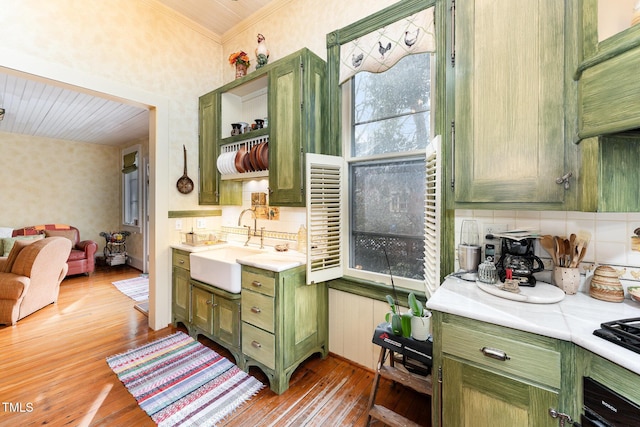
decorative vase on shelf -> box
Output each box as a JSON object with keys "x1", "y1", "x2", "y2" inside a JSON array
[{"x1": 235, "y1": 63, "x2": 247, "y2": 79}]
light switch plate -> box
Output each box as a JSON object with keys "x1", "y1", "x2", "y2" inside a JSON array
[
  {"x1": 196, "y1": 218, "x2": 206, "y2": 229},
  {"x1": 175, "y1": 219, "x2": 183, "y2": 230}
]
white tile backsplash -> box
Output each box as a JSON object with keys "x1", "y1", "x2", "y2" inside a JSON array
[{"x1": 457, "y1": 210, "x2": 640, "y2": 282}]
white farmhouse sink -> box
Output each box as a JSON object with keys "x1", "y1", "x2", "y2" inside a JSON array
[{"x1": 190, "y1": 246, "x2": 266, "y2": 293}]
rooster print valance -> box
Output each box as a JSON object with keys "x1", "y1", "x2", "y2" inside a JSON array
[{"x1": 339, "y1": 6, "x2": 435, "y2": 85}]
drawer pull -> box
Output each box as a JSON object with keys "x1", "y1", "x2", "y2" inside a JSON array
[
  {"x1": 251, "y1": 340, "x2": 262, "y2": 348},
  {"x1": 480, "y1": 347, "x2": 510, "y2": 361},
  {"x1": 251, "y1": 306, "x2": 261, "y2": 314},
  {"x1": 179, "y1": 259, "x2": 185, "y2": 264},
  {"x1": 251, "y1": 280, "x2": 263, "y2": 287}
]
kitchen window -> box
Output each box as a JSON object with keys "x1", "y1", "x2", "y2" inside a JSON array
[{"x1": 343, "y1": 53, "x2": 433, "y2": 291}]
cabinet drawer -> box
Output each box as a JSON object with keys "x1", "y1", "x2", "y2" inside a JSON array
[
  {"x1": 242, "y1": 270, "x2": 275, "y2": 297},
  {"x1": 442, "y1": 323, "x2": 561, "y2": 389},
  {"x1": 172, "y1": 251, "x2": 190, "y2": 270},
  {"x1": 242, "y1": 322, "x2": 275, "y2": 370},
  {"x1": 241, "y1": 290, "x2": 275, "y2": 333}
]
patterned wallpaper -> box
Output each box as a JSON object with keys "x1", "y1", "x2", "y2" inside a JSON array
[{"x1": 0, "y1": 132, "x2": 120, "y2": 247}]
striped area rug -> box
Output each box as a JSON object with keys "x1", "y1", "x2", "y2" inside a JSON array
[
  {"x1": 112, "y1": 276, "x2": 149, "y2": 302},
  {"x1": 107, "y1": 331, "x2": 263, "y2": 426}
]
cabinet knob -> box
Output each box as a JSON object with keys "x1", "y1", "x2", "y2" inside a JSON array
[
  {"x1": 179, "y1": 259, "x2": 185, "y2": 264},
  {"x1": 480, "y1": 346, "x2": 510, "y2": 361},
  {"x1": 251, "y1": 280, "x2": 262, "y2": 287},
  {"x1": 206, "y1": 300, "x2": 213, "y2": 305},
  {"x1": 251, "y1": 340, "x2": 262, "y2": 348},
  {"x1": 251, "y1": 306, "x2": 261, "y2": 314}
]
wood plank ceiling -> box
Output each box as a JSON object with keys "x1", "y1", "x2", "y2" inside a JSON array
[{"x1": 0, "y1": 0, "x2": 273, "y2": 147}]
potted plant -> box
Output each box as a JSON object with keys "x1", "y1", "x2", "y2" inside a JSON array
[
  {"x1": 408, "y1": 292, "x2": 431, "y2": 341},
  {"x1": 385, "y1": 294, "x2": 403, "y2": 336},
  {"x1": 228, "y1": 51, "x2": 251, "y2": 78},
  {"x1": 383, "y1": 246, "x2": 411, "y2": 337}
]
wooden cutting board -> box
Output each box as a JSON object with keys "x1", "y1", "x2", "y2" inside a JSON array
[{"x1": 476, "y1": 281, "x2": 565, "y2": 304}]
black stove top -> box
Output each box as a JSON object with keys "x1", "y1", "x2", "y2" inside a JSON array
[{"x1": 593, "y1": 318, "x2": 640, "y2": 354}]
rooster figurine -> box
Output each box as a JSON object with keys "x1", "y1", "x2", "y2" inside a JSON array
[{"x1": 255, "y1": 33, "x2": 269, "y2": 69}]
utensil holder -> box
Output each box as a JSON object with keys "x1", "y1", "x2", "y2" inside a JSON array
[{"x1": 553, "y1": 267, "x2": 580, "y2": 295}]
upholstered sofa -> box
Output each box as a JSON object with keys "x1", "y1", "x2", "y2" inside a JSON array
[
  {"x1": 0, "y1": 237, "x2": 72, "y2": 325},
  {"x1": 11, "y1": 225, "x2": 98, "y2": 276}
]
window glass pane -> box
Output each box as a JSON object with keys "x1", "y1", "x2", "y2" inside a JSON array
[
  {"x1": 123, "y1": 171, "x2": 139, "y2": 226},
  {"x1": 350, "y1": 159, "x2": 425, "y2": 280},
  {"x1": 353, "y1": 53, "x2": 430, "y2": 157}
]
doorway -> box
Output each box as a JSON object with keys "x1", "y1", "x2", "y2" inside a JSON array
[{"x1": 0, "y1": 61, "x2": 172, "y2": 330}]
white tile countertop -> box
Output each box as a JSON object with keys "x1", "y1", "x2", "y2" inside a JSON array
[{"x1": 426, "y1": 277, "x2": 640, "y2": 375}]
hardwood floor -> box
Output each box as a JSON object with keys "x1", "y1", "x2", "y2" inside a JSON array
[{"x1": 0, "y1": 266, "x2": 431, "y2": 426}]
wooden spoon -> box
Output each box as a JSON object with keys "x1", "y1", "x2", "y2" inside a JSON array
[
  {"x1": 564, "y1": 238, "x2": 571, "y2": 268},
  {"x1": 554, "y1": 236, "x2": 563, "y2": 267},
  {"x1": 540, "y1": 235, "x2": 556, "y2": 265},
  {"x1": 571, "y1": 240, "x2": 586, "y2": 267}
]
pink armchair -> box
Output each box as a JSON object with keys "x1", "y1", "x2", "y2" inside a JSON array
[{"x1": 13, "y1": 225, "x2": 98, "y2": 276}]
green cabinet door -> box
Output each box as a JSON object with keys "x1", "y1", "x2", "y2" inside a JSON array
[
  {"x1": 442, "y1": 357, "x2": 558, "y2": 427},
  {"x1": 453, "y1": 0, "x2": 574, "y2": 207},
  {"x1": 172, "y1": 265, "x2": 190, "y2": 325},
  {"x1": 213, "y1": 293, "x2": 241, "y2": 348},
  {"x1": 198, "y1": 91, "x2": 220, "y2": 205},
  {"x1": 198, "y1": 89, "x2": 243, "y2": 206},
  {"x1": 191, "y1": 285, "x2": 214, "y2": 335},
  {"x1": 268, "y1": 50, "x2": 325, "y2": 207}
]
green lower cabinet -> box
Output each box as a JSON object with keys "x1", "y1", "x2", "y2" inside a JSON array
[
  {"x1": 241, "y1": 265, "x2": 328, "y2": 394},
  {"x1": 433, "y1": 312, "x2": 577, "y2": 427},
  {"x1": 191, "y1": 284, "x2": 215, "y2": 335},
  {"x1": 171, "y1": 249, "x2": 242, "y2": 366},
  {"x1": 189, "y1": 281, "x2": 242, "y2": 366},
  {"x1": 213, "y1": 292, "x2": 241, "y2": 349},
  {"x1": 171, "y1": 250, "x2": 191, "y2": 330},
  {"x1": 442, "y1": 357, "x2": 557, "y2": 427}
]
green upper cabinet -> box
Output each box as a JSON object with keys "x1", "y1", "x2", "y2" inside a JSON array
[
  {"x1": 451, "y1": 0, "x2": 579, "y2": 209},
  {"x1": 574, "y1": 1, "x2": 640, "y2": 212},
  {"x1": 577, "y1": 0, "x2": 640, "y2": 138},
  {"x1": 198, "y1": 48, "x2": 325, "y2": 207},
  {"x1": 268, "y1": 49, "x2": 325, "y2": 206}
]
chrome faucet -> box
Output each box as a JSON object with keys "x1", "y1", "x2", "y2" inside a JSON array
[{"x1": 238, "y1": 208, "x2": 257, "y2": 246}]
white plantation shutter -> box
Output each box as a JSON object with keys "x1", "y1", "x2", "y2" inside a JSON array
[
  {"x1": 306, "y1": 153, "x2": 344, "y2": 285},
  {"x1": 424, "y1": 135, "x2": 441, "y2": 298}
]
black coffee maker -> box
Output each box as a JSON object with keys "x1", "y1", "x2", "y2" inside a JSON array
[{"x1": 496, "y1": 238, "x2": 544, "y2": 286}]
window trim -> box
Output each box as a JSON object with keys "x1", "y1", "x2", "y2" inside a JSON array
[
  {"x1": 122, "y1": 144, "x2": 142, "y2": 233},
  {"x1": 326, "y1": 0, "x2": 453, "y2": 295}
]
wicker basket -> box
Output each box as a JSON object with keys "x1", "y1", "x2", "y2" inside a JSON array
[{"x1": 589, "y1": 266, "x2": 624, "y2": 302}]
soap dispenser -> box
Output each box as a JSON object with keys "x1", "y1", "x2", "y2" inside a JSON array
[{"x1": 297, "y1": 225, "x2": 307, "y2": 254}]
